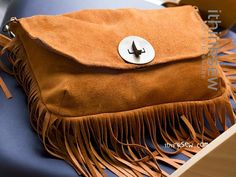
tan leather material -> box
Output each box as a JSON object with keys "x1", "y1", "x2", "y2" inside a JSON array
[
  {"x1": 0, "y1": 34, "x2": 12, "y2": 99},
  {"x1": 0, "y1": 34, "x2": 11, "y2": 47},
  {"x1": 0, "y1": 76, "x2": 12, "y2": 99},
  {"x1": 2, "y1": 6, "x2": 236, "y2": 177},
  {"x1": 180, "y1": 0, "x2": 236, "y2": 30},
  {"x1": 11, "y1": 6, "x2": 222, "y2": 117},
  {"x1": 163, "y1": 0, "x2": 236, "y2": 30},
  {"x1": 17, "y1": 7, "x2": 210, "y2": 69}
]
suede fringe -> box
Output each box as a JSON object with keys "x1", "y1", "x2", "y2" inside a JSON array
[
  {"x1": 0, "y1": 34, "x2": 13, "y2": 99},
  {"x1": 9, "y1": 38, "x2": 236, "y2": 177}
]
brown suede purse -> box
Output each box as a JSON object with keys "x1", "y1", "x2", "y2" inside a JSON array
[
  {"x1": 163, "y1": 0, "x2": 236, "y2": 30},
  {"x1": 1, "y1": 6, "x2": 236, "y2": 177}
]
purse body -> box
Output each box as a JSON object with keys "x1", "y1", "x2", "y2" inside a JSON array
[{"x1": 4, "y1": 6, "x2": 235, "y2": 177}]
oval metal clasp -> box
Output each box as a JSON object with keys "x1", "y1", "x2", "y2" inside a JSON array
[{"x1": 118, "y1": 36, "x2": 155, "y2": 65}]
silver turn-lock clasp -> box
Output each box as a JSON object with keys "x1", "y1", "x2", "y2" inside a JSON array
[
  {"x1": 128, "y1": 41, "x2": 146, "y2": 57},
  {"x1": 118, "y1": 36, "x2": 155, "y2": 65}
]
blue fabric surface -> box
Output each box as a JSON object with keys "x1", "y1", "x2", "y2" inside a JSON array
[{"x1": 0, "y1": 1, "x2": 163, "y2": 177}]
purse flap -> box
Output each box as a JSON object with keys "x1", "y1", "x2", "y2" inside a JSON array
[{"x1": 16, "y1": 6, "x2": 211, "y2": 69}]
